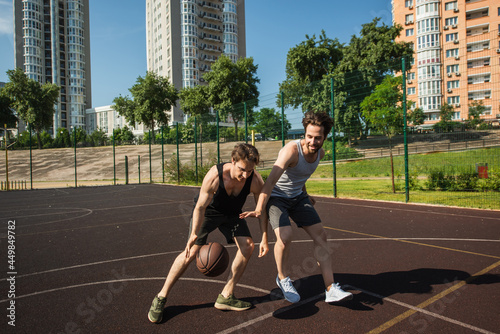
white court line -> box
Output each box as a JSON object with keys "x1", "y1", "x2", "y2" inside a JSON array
[
  {"x1": 345, "y1": 285, "x2": 496, "y2": 334},
  {"x1": 0, "y1": 277, "x2": 268, "y2": 304},
  {"x1": 2, "y1": 237, "x2": 499, "y2": 281},
  {"x1": 216, "y1": 283, "x2": 497, "y2": 334},
  {"x1": 315, "y1": 199, "x2": 500, "y2": 221},
  {"x1": 216, "y1": 294, "x2": 324, "y2": 334}
]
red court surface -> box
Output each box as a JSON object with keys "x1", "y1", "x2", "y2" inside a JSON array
[{"x1": 1, "y1": 184, "x2": 499, "y2": 333}]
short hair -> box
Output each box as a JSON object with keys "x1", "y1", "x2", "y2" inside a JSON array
[
  {"x1": 231, "y1": 143, "x2": 260, "y2": 165},
  {"x1": 302, "y1": 111, "x2": 334, "y2": 138}
]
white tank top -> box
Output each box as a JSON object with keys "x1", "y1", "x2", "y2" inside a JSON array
[{"x1": 271, "y1": 140, "x2": 321, "y2": 198}]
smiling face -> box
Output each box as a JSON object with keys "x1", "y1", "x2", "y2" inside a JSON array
[
  {"x1": 303, "y1": 124, "x2": 326, "y2": 155},
  {"x1": 231, "y1": 159, "x2": 255, "y2": 181}
]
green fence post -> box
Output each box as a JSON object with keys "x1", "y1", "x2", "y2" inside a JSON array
[
  {"x1": 113, "y1": 133, "x2": 116, "y2": 185},
  {"x1": 176, "y1": 122, "x2": 180, "y2": 185},
  {"x1": 331, "y1": 77, "x2": 337, "y2": 198},
  {"x1": 138, "y1": 155, "x2": 141, "y2": 184},
  {"x1": 195, "y1": 116, "x2": 198, "y2": 185},
  {"x1": 29, "y1": 123, "x2": 32, "y2": 189},
  {"x1": 125, "y1": 155, "x2": 129, "y2": 185},
  {"x1": 3, "y1": 124, "x2": 8, "y2": 191},
  {"x1": 216, "y1": 109, "x2": 220, "y2": 164},
  {"x1": 149, "y1": 129, "x2": 152, "y2": 183},
  {"x1": 161, "y1": 126, "x2": 165, "y2": 183},
  {"x1": 73, "y1": 127, "x2": 77, "y2": 188},
  {"x1": 403, "y1": 57, "x2": 409, "y2": 203},
  {"x1": 281, "y1": 91, "x2": 285, "y2": 147},
  {"x1": 244, "y1": 102, "x2": 248, "y2": 144}
]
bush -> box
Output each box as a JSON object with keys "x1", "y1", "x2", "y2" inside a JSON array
[
  {"x1": 322, "y1": 140, "x2": 363, "y2": 161},
  {"x1": 164, "y1": 151, "x2": 218, "y2": 184},
  {"x1": 425, "y1": 168, "x2": 479, "y2": 191},
  {"x1": 478, "y1": 167, "x2": 500, "y2": 191}
]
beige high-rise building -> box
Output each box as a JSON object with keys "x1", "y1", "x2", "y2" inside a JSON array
[
  {"x1": 14, "y1": 0, "x2": 92, "y2": 132},
  {"x1": 392, "y1": 0, "x2": 500, "y2": 125},
  {"x1": 146, "y1": 0, "x2": 246, "y2": 124}
]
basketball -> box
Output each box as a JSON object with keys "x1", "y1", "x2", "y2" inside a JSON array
[{"x1": 196, "y1": 242, "x2": 229, "y2": 277}]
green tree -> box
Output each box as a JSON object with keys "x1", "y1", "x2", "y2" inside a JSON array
[
  {"x1": 253, "y1": 107, "x2": 291, "y2": 140},
  {"x1": 336, "y1": 18, "x2": 413, "y2": 142},
  {"x1": 88, "y1": 128, "x2": 108, "y2": 147},
  {"x1": 408, "y1": 107, "x2": 425, "y2": 127},
  {"x1": 434, "y1": 103, "x2": 456, "y2": 133},
  {"x1": 204, "y1": 55, "x2": 260, "y2": 140},
  {"x1": 360, "y1": 75, "x2": 405, "y2": 193},
  {"x1": 3, "y1": 68, "x2": 60, "y2": 149},
  {"x1": 113, "y1": 71, "x2": 179, "y2": 143},
  {"x1": 278, "y1": 30, "x2": 344, "y2": 112},
  {"x1": 53, "y1": 128, "x2": 71, "y2": 148},
  {"x1": 467, "y1": 101, "x2": 485, "y2": 129},
  {"x1": 113, "y1": 126, "x2": 135, "y2": 143},
  {"x1": 279, "y1": 19, "x2": 413, "y2": 147},
  {"x1": 73, "y1": 127, "x2": 88, "y2": 146},
  {"x1": 180, "y1": 85, "x2": 213, "y2": 165},
  {"x1": 0, "y1": 89, "x2": 17, "y2": 128}
]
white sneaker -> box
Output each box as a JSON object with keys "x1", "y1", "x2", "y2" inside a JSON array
[
  {"x1": 276, "y1": 276, "x2": 300, "y2": 303},
  {"x1": 325, "y1": 283, "x2": 353, "y2": 303}
]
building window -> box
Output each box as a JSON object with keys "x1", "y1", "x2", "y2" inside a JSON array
[
  {"x1": 407, "y1": 87, "x2": 416, "y2": 95},
  {"x1": 446, "y1": 64, "x2": 459, "y2": 73},
  {"x1": 408, "y1": 72, "x2": 415, "y2": 80},
  {"x1": 406, "y1": 28, "x2": 414, "y2": 36},
  {"x1": 468, "y1": 73, "x2": 491, "y2": 84},
  {"x1": 467, "y1": 57, "x2": 490, "y2": 68},
  {"x1": 466, "y1": 8, "x2": 489, "y2": 20},
  {"x1": 467, "y1": 25, "x2": 489, "y2": 36},
  {"x1": 417, "y1": 18, "x2": 439, "y2": 34},
  {"x1": 445, "y1": 33, "x2": 458, "y2": 42},
  {"x1": 447, "y1": 96, "x2": 460, "y2": 105},
  {"x1": 445, "y1": 17, "x2": 458, "y2": 26},
  {"x1": 468, "y1": 90, "x2": 492, "y2": 101},
  {"x1": 417, "y1": 33, "x2": 440, "y2": 49},
  {"x1": 419, "y1": 80, "x2": 441, "y2": 95},
  {"x1": 447, "y1": 80, "x2": 460, "y2": 89},
  {"x1": 418, "y1": 65, "x2": 440, "y2": 80},
  {"x1": 446, "y1": 48, "x2": 459, "y2": 58},
  {"x1": 405, "y1": 0, "x2": 413, "y2": 8},
  {"x1": 418, "y1": 49, "x2": 440, "y2": 65},
  {"x1": 445, "y1": 1, "x2": 457, "y2": 11},
  {"x1": 405, "y1": 14, "x2": 414, "y2": 24},
  {"x1": 467, "y1": 40, "x2": 490, "y2": 52}
]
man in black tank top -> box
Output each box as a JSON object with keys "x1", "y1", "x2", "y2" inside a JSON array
[{"x1": 148, "y1": 144, "x2": 269, "y2": 324}]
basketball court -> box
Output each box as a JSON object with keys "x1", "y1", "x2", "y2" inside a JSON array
[{"x1": 1, "y1": 184, "x2": 499, "y2": 333}]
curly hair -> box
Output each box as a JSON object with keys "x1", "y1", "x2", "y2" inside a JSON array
[{"x1": 302, "y1": 111, "x2": 333, "y2": 137}]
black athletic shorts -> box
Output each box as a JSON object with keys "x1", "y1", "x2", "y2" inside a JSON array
[{"x1": 189, "y1": 213, "x2": 252, "y2": 245}]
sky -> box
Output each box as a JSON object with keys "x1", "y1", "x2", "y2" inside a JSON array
[{"x1": 0, "y1": 0, "x2": 393, "y2": 127}]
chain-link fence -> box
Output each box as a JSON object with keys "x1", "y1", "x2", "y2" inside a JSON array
[{"x1": 1, "y1": 48, "x2": 499, "y2": 209}]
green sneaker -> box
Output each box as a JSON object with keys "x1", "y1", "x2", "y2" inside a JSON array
[
  {"x1": 148, "y1": 295, "x2": 167, "y2": 323},
  {"x1": 214, "y1": 294, "x2": 252, "y2": 311}
]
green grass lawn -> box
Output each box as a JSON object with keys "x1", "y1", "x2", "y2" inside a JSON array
[
  {"x1": 305, "y1": 179, "x2": 500, "y2": 210},
  {"x1": 259, "y1": 147, "x2": 500, "y2": 210}
]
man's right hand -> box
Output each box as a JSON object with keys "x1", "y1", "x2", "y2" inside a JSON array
[{"x1": 185, "y1": 234, "x2": 197, "y2": 258}]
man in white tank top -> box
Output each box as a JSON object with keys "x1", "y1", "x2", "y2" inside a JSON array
[{"x1": 241, "y1": 111, "x2": 352, "y2": 304}]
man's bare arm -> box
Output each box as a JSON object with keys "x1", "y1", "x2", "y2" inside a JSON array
[{"x1": 185, "y1": 165, "x2": 218, "y2": 257}]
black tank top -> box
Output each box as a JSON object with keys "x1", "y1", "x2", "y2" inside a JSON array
[{"x1": 203, "y1": 163, "x2": 254, "y2": 217}]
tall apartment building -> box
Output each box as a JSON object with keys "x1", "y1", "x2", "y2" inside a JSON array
[
  {"x1": 392, "y1": 0, "x2": 500, "y2": 125},
  {"x1": 14, "y1": 0, "x2": 92, "y2": 132},
  {"x1": 146, "y1": 0, "x2": 246, "y2": 124}
]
